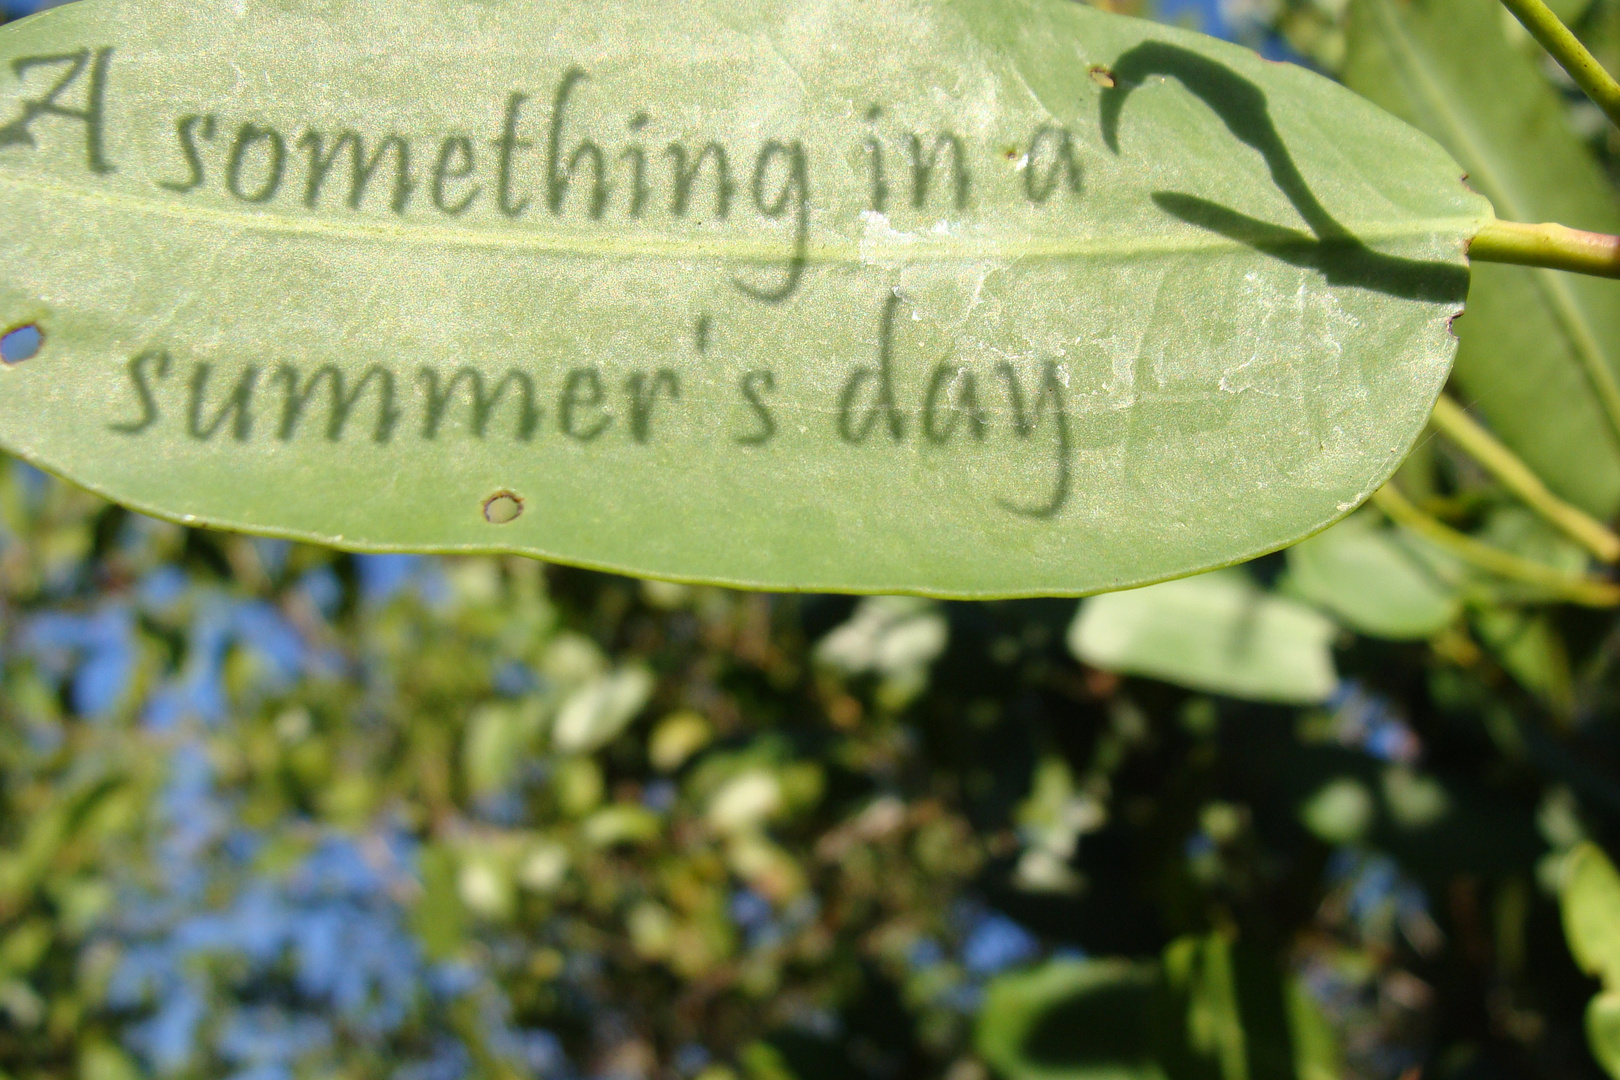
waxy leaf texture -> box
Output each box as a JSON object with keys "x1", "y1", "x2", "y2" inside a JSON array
[{"x1": 0, "y1": 0, "x2": 1489, "y2": 595}]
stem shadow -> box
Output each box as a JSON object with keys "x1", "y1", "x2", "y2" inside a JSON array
[{"x1": 1098, "y1": 41, "x2": 1469, "y2": 305}]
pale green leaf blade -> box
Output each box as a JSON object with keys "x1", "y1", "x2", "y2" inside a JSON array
[
  {"x1": 1286, "y1": 979, "x2": 1343, "y2": 1080},
  {"x1": 1299, "y1": 777, "x2": 1376, "y2": 843},
  {"x1": 1344, "y1": 0, "x2": 1620, "y2": 519},
  {"x1": 0, "y1": 0, "x2": 1486, "y2": 595},
  {"x1": 1588, "y1": 992, "x2": 1620, "y2": 1080},
  {"x1": 1162, "y1": 935, "x2": 1247, "y2": 1080},
  {"x1": 1162, "y1": 933, "x2": 1344, "y2": 1080},
  {"x1": 1067, "y1": 569, "x2": 1339, "y2": 704},
  {"x1": 1285, "y1": 509, "x2": 1462, "y2": 639},
  {"x1": 976, "y1": 959, "x2": 1166, "y2": 1080},
  {"x1": 1561, "y1": 842, "x2": 1620, "y2": 987},
  {"x1": 551, "y1": 667, "x2": 655, "y2": 755}
]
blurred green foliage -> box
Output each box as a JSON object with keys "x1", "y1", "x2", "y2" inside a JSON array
[{"x1": 0, "y1": 416, "x2": 1615, "y2": 1080}]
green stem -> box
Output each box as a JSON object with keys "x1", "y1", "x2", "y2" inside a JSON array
[
  {"x1": 1469, "y1": 220, "x2": 1620, "y2": 456},
  {"x1": 1429, "y1": 393, "x2": 1620, "y2": 562},
  {"x1": 1469, "y1": 219, "x2": 1620, "y2": 278},
  {"x1": 1496, "y1": 0, "x2": 1620, "y2": 129},
  {"x1": 1370, "y1": 485, "x2": 1620, "y2": 607}
]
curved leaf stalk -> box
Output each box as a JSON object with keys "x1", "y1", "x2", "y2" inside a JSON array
[
  {"x1": 1430, "y1": 393, "x2": 1620, "y2": 561},
  {"x1": 1470, "y1": 219, "x2": 1620, "y2": 278},
  {"x1": 1468, "y1": 220, "x2": 1620, "y2": 456},
  {"x1": 1496, "y1": 0, "x2": 1620, "y2": 129},
  {"x1": 1370, "y1": 485, "x2": 1620, "y2": 606}
]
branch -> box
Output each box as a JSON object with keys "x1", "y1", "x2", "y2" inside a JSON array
[
  {"x1": 1469, "y1": 219, "x2": 1620, "y2": 278},
  {"x1": 1429, "y1": 393, "x2": 1620, "y2": 562},
  {"x1": 1497, "y1": 0, "x2": 1620, "y2": 130},
  {"x1": 1370, "y1": 485, "x2": 1620, "y2": 607}
]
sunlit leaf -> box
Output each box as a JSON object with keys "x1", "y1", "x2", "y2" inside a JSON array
[
  {"x1": 551, "y1": 666, "x2": 654, "y2": 755},
  {"x1": 1588, "y1": 992, "x2": 1620, "y2": 1080},
  {"x1": 1561, "y1": 842, "x2": 1620, "y2": 987},
  {"x1": 79, "y1": 1040, "x2": 143, "y2": 1080},
  {"x1": 1068, "y1": 569, "x2": 1339, "y2": 703},
  {"x1": 1299, "y1": 777, "x2": 1375, "y2": 844},
  {"x1": 1162, "y1": 933, "x2": 1343, "y2": 1080},
  {"x1": 463, "y1": 700, "x2": 543, "y2": 795},
  {"x1": 580, "y1": 804, "x2": 663, "y2": 847},
  {"x1": 982, "y1": 941, "x2": 1341, "y2": 1080},
  {"x1": 649, "y1": 710, "x2": 714, "y2": 773},
  {"x1": 1285, "y1": 510, "x2": 1461, "y2": 639},
  {"x1": 816, "y1": 596, "x2": 948, "y2": 678},
  {"x1": 0, "y1": 0, "x2": 1485, "y2": 595},
  {"x1": 707, "y1": 769, "x2": 784, "y2": 835},
  {"x1": 1286, "y1": 979, "x2": 1343, "y2": 1080},
  {"x1": 411, "y1": 843, "x2": 468, "y2": 961},
  {"x1": 456, "y1": 848, "x2": 517, "y2": 920},
  {"x1": 1162, "y1": 935, "x2": 1245, "y2": 1080},
  {"x1": 1344, "y1": 0, "x2": 1620, "y2": 519},
  {"x1": 1380, "y1": 766, "x2": 1451, "y2": 830}
]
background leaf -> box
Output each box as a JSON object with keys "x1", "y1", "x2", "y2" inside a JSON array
[
  {"x1": 1067, "y1": 569, "x2": 1339, "y2": 703},
  {"x1": 1589, "y1": 992, "x2": 1620, "y2": 1080},
  {"x1": 1284, "y1": 509, "x2": 1462, "y2": 639},
  {"x1": 1344, "y1": 0, "x2": 1620, "y2": 519},
  {"x1": 550, "y1": 666, "x2": 654, "y2": 755},
  {"x1": 976, "y1": 959, "x2": 1166, "y2": 1080},
  {"x1": 1561, "y1": 842, "x2": 1620, "y2": 987}
]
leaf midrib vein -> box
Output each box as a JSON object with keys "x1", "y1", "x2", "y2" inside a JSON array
[{"x1": 0, "y1": 170, "x2": 1478, "y2": 265}]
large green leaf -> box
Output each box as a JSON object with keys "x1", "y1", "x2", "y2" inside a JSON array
[
  {"x1": 1067, "y1": 569, "x2": 1339, "y2": 703},
  {"x1": 1344, "y1": 0, "x2": 1620, "y2": 519},
  {"x1": 0, "y1": 0, "x2": 1485, "y2": 595}
]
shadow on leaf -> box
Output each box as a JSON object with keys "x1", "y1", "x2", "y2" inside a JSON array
[
  {"x1": 1099, "y1": 41, "x2": 1468, "y2": 305},
  {"x1": 1020, "y1": 978, "x2": 1158, "y2": 1070}
]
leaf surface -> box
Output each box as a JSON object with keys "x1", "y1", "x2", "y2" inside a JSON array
[
  {"x1": 1285, "y1": 509, "x2": 1462, "y2": 639},
  {"x1": 976, "y1": 958, "x2": 1166, "y2": 1080},
  {"x1": 1588, "y1": 992, "x2": 1620, "y2": 1080},
  {"x1": 1344, "y1": 0, "x2": 1620, "y2": 519},
  {"x1": 0, "y1": 0, "x2": 1486, "y2": 594},
  {"x1": 1562, "y1": 842, "x2": 1620, "y2": 987},
  {"x1": 1068, "y1": 569, "x2": 1339, "y2": 703}
]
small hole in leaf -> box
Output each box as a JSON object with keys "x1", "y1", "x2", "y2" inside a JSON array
[
  {"x1": 483, "y1": 491, "x2": 523, "y2": 524},
  {"x1": 1089, "y1": 65, "x2": 1116, "y2": 88},
  {"x1": 1, "y1": 324, "x2": 43, "y2": 364}
]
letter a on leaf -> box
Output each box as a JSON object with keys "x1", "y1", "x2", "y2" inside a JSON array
[{"x1": 0, "y1": 0, "x2": 1489, "y2": 596}]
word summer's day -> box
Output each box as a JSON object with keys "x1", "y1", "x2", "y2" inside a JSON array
[
  {"x1": 0, "y1": 49, "x2": 1087, "y2": 302},
  {"x1": 0, "y1": 47, "x2": 1107, "y2": 516},
  {"x1": 107, "y1": 295, "x2": 1084, "y2": 518}
]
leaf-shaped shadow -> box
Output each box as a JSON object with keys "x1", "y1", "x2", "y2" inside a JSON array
[{"x1": 1098, "y1": 42, "x2": 1468, "y2": 305}]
